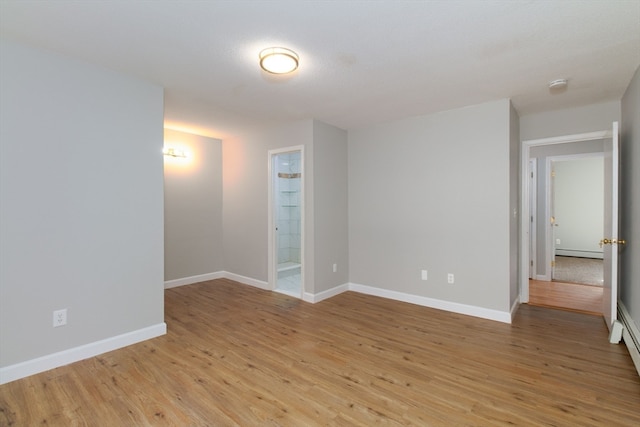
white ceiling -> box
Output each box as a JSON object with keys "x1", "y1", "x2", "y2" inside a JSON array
[{"x1": 1, "y1": 1, "x2": 639, "y2": 139}]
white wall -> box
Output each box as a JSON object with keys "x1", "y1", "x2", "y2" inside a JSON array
[
  {"x1": 553, "y1": 157, "x2": 604, "y2": 258},
  {"x1": 0, "y1": 40, "x2": 165, "y2": 378},
  {"x1": 620, "y1": 66, "x2": 640, "y2": 338},
  {"x1": 509, "y1": 102, "x2": 520, "y2": 307},
  {"x1": 348, "y1": 99, "x2": 513, "y2": 315},
  {"x1": 520, "y1": 101, "x2": 621, "y2": 141},
  {"x1": 312, "y1": 120, "x2": 349, "y2": 293},
  {"x1": 163, "y1": 129, "x2": 223, "y2": 281},
  {"x1": 222, "y1": 121, "x2": 313, "y2": 286},
  {"x1": 221, "y1": 119, "x2": 349, "y2": 296}
]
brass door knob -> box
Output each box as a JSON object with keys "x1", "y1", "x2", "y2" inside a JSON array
[{"x1": 600, "y1": 238, "x2": 627, "y2": 248}]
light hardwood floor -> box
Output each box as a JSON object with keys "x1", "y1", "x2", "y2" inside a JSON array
[
  {"x1": 529, "y1": 279, "x2": 603, "y2": 315},
  {"x1": 1, "y1": 278, "x2": 639, "y2": 426}
]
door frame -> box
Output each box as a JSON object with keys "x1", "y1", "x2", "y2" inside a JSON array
[
  {"x1": 520, "y1": 130, "x2": 611, "y2": 303},
  {"x1": 267, "y1": 145, "x2": 305, "y2": 298}
]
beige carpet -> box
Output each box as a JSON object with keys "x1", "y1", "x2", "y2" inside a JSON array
[{"x1": 554, "y1": 256, "x2": 603, "y2": 286}]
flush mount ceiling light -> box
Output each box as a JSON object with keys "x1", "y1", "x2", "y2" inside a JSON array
[
  {"x1": 548, "y1": 78, "x2": 568, "y2": 90},
  {"x1": 259, "y1": 47, "x2": 299, "y2": 74}
]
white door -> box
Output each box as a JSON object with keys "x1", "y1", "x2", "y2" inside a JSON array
[
  {"x1": 550, "y1": 162, "x2": 557, "y2": 281},
  {"x1": 602, "y1": 122, "x2": 619, "y2": 330},
  {"x1": 528, "y1": 159, "x2": 537, "y2": 279}
]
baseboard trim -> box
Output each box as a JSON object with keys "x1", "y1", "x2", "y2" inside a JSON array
[
  {"x1": 0, "y1": 323, "x2": 166, "y2": 385},
  {"x1": 164, "y1": 271, "x2": 225, "y2": 288},
  {"x1": 165, "y1": 274, "x2": 512, "y2": 324},
  {"x1": 348, "y1": 283, "x2": 512, "y2": 324},
  {"x1": 165, "y1": 271, "x2": 269, "y2": 291},
  {"x1": 618, "y1": 301, "x2": 640, "y2": 376},
  {"x1": 304, "y1": 283, "x2": 349, "y2": 303},
  {"x1": 223, "y1": 271, "x2": 269, "y2": 290},
  {"x1": 555, "y1": 250, "x2": 603, "y2": 259}
]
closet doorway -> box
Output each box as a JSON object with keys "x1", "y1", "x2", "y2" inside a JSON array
[{"x1": 268, "y1": 147, "x2": 304, "y2": 298}]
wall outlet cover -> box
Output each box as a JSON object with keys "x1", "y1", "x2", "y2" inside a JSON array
[{"x1": 53, "y1": 309, "x2": 67, "y2": 327}]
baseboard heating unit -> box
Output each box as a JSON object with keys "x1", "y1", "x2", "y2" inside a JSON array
[{"x1": 618, "y1": 302, "x2": 640, "y2": 376}]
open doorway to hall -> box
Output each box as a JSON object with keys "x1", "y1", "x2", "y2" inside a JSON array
[{"x1": 527, "y1": 148, "x2": 606, "y2": 315}]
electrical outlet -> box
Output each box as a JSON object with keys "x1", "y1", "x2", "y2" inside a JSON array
[
  {"x1": 53, "y1": 309, "x2": 67, "y2": 327},
  {"x1": 333, "y1": 263, "x2": 338, "y2": 273},
  {"x1": 421, "y1": 269, "x2": 428, "y2": 281},
  {"x1": 447, "y1": 274, "x2": 454, "y2": 284},
  {"x1": 556, "y1": 238, "x2": 561, "y2": 245}
]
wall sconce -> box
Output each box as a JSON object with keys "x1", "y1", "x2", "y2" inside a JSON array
[{"x1": 163, "y1": 147, "x2": 187, "y2": 158}]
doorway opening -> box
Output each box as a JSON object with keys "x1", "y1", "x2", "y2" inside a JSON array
[
  {"x1": 548, "y1": 154, "x2": 604, "y2": 289},
  {"x1": 268, "y1": 147, "x2": 304, "y2": 298},
  {"x1": 520, "y1": 128, "x2": 615, "y2": 318}
]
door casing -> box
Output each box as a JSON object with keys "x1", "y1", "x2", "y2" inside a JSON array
[{"x1": 520, "y1": 129, "x2": 612, "y2": 303}]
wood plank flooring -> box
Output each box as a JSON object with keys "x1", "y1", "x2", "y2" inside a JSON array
[
  {"x1": 1, "y1": 278, "x2": 639, "y2": 426},
  {"x1": 529, "y1": 279, "x2": 603, "y2": 315}
]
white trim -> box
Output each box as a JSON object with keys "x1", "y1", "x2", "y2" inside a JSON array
[
  {"x1": 303, "y1": 283, "x2": 349, "y2": 303},
  {"x1": 348, "y1": 283, "x2": 512, "y2": 324},
  {"x1": 619, "y1": 301, "x2": 640, "y2": 376},
  {"x1": 525, "y1": 130, "x2": 612, "y2": 147},
  {"x1": 521, "y1": 140, "x2": 531, "y2": 302},
  {"x1": 529, "y1": 158, "x2": 537, "y2": 280},
  {"x1": 302, "y1": 281, "x2": 512, "y2": 322},
  {"x1": 223, "y1": 271, "x2": 269, "y2": 290},
  {"x1": 164, "y1": 271, "x2": 268, "y2": 292},
  {"x1": 164, "y1": 271, "x2": 225, "y2": 288},
  {"x1": 555, "y1": 250, "x2": 603, "y2": 259},
  {"x1": 170, "y1": 273, "x2": 516, "y2": 324},
  {"x1": 0, "y1": 323, "x2": 166, "y2": 385}
]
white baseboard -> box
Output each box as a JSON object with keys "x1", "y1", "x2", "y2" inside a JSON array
[
  {"x1": 164, "y1": 271, "x2": 225, "y2": 288},
  {"x1": 304, "y1": 283, "x2": 349, "y2": 303},
  {"x1": 618, "y1": 301, "x2": 640, "y2": 376},
  {"x1": 223, "y1": 271, "x2": 269, "y2": 290},
  {"x1": 556, "y1": 250, "x2": 603, "y2": 259},
  {"x1": 348, "y1": 283, "x2": 512, "y2": 324},
  {"x1": 165, "y1": 271, "x2": 269, "y2": 291},
  {"x1": 165, "y1": 273, "x2": 513, "y2": 324},
  {"x1": 0, "y1": 323, "x2": 166, "y2": 385}
]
